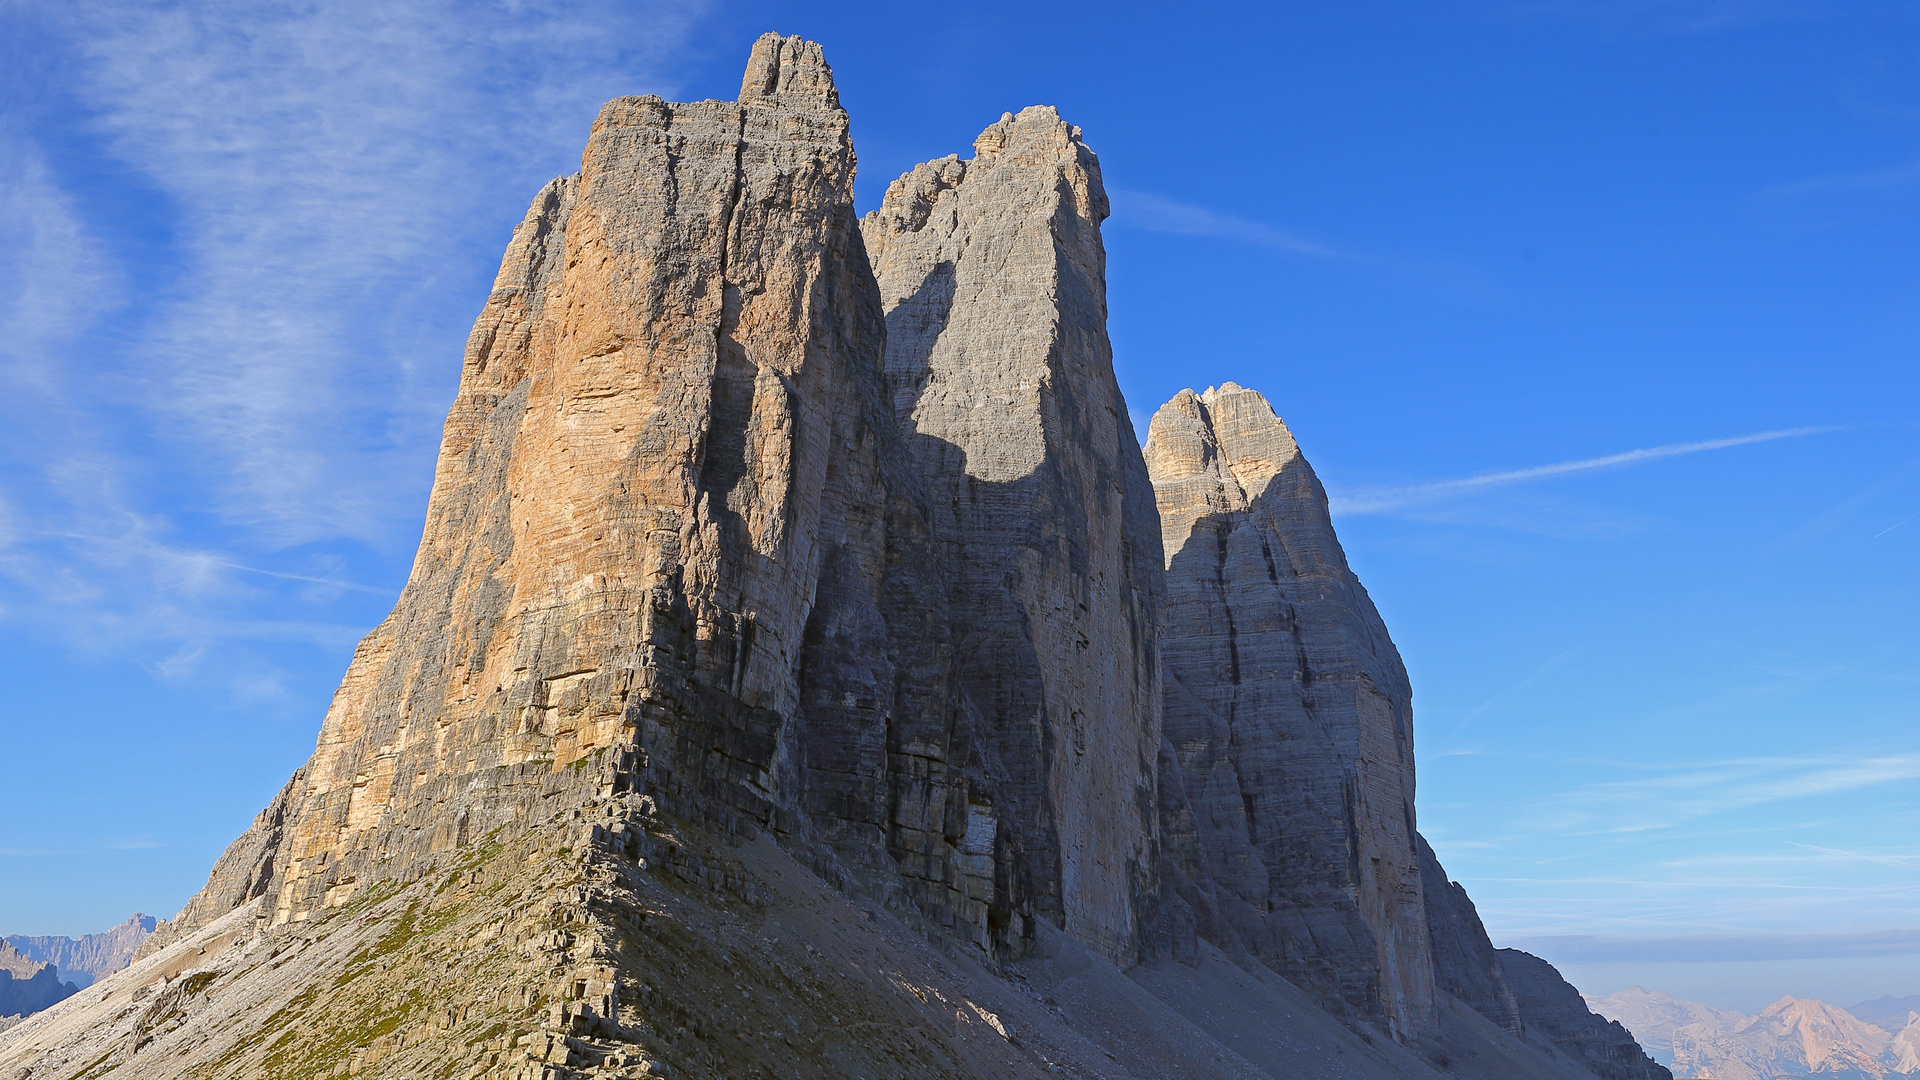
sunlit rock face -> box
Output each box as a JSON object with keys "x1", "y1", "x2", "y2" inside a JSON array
[{"x1": 1143, "y1": 382, "x2": 1435, "y2": 1039}]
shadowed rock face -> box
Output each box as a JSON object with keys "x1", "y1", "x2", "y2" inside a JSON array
[
  {"x1": 1499, "y1": 950, "x2": 1672, "y2": 1080},
  {"x1": 1142, "y1": 383, "x2": 1434, "y2": 1038},
  {"x1": 861, "y1": 106, "x2": 1164, "y2": 965},
  {"x1": 70, "y1": 30, "x2": 1679, "y2": 1080},
  {"x1": 1415, "y1": 835, "x2": 1523, "y2": 1036}
]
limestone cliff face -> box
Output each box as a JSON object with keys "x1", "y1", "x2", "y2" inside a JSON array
[
  {"x1": 1499, "y1": 950, "x2": 1671, "y2": 1080},
  {"x1": 860, "y1": 107, "x2": 1164, "y2": 964},
  {"x1": 1415, "y1": 834, "x2": 1523, "y2": 1036},
  {"x1": 1142, "y1": 383, "x2": 1433, "y2": 1037},
  {"x1": 172, "y1": 32, "x2": 890, "y2": 937},
  {"x1": 167, "y1": 36, "x2": 1161, "y2": 968},
  {"x1": 99, "y1": 31, "x2": 1679, "y2": 1080}
]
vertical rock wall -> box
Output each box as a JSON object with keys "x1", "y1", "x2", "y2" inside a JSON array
[
  {"x1": 1142, "y1": 383, "x2": 1434, "y2": 1038},
  {"x1": 164, "y1": 38, "x2": 1165, "y2": 969},
  {"x1": 144, "y1": 33, "x2": 1670, "y2": 1077},
  {"x1": 170, "y1": 32, "x2": 902, "y2": 933},
  {"x1": 860, "y1": 108, "x2": 1165, "y2": 964}
]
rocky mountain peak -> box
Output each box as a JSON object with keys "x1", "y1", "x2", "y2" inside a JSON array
[
  {"x1": 1, "y1": 32, "x2": 1674, "y2": 1080},
  {"x1": 737, "y1": 32, "x2": 838, "y2": 106},
  {"x1": 1144, "y1": 379, "x2": 1434, "y2": 1037},
  {"x1": 4, "y1": 913, "x2": 154, "y2": 990},
  {"x1": 0, "y1": 941, "x2": 77, "y2": 1022}
]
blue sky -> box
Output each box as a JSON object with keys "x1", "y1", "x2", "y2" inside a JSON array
[{"x1": 1, "y1": 0, "x2": 1915, "y2": 1014}]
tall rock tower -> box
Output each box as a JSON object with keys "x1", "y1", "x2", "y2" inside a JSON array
[
  {"x1": 1144, "y1": 383, "x2": 1435, "y2": 1038},
  {"x1": 861, "y1": 107, "x2": 1165, "y2": 964},
  {"x1": 155, "y1": 38, "x2": 1164, "y2": 973},
  {"x1": 162, "y1": 33, "x2": 893, "y2": 936}
]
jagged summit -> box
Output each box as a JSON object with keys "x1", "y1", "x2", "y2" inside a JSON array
[
  {"x1": 738, "y1": 32, "x2": 838, "y2": 105},
  {"x1": 0, "y1": 33, "x2": 1667, "y2": 1080},
  {"x1": 1144, "y1": 383, "x2": 1434, "y2": 1039}
]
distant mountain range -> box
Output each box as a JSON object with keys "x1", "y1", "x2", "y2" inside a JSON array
[
  {"x1": 1589, "y1": 986, "x2": 1920, "y2": 1079},
  {"x1": 0, "y1": 941, "x2": 77, "y2": 1029},
  {"x1": 4, "y1": 913, "x2": 155, "y2": 990}
]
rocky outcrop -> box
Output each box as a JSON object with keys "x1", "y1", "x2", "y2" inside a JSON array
[
  {"x1": 1138, "y1": 383, "x2": 1665, "y2": 1075},
  {"x1": 1416, "y1": 834, "x2": 1523, "y2": 1035},
  {"x1": 1499, "y1": 949, "x2": 1671, "y2": 1080},
  {"x1": 1142, "y1": 383, "x2": 1432, "y2": 1037},
  {"x1": 861, "y1": 106, "x2": 1164, "y2": 965},
  {"x1": 8, "y1": 913, "x2": 156, "y2": 989},
  {"x1": 0, "y1": 941, "x2": 76, "y2": 1019},
  {"x1": 170, "y1": 28, "x2": 889, "y2": 934}
]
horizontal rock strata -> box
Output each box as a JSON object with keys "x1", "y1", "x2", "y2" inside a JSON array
[
  {"x1": 156, "y1": 32, "x2": 1164, "y2": 975},
  {"x1": 861, "y1": 105, "x2": 1163, "y2": 965},
  {"x1": 1143, "y1": 382, "x2": 1433, "y2": 1038}
]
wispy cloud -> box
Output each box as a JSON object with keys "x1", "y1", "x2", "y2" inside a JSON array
[
  {"x1": 0, "y1": 1, "x2": 709, "y2": 687},
  {"x1": 1332, "y1": 426, "x2": 1834, "y2": 516},
  {"x1": 1511, "y1": 928, "x2": 1920, "y2": 964},
  {"x1": 1107, "y1": 188, "x2": 1355, "y2": 259},
  {"x1": 1873, "y1": 510, "x2": 1920, "y2": 538},
  {"x1": 0, "y1": 138, "x2": 123, "y2": 393},
  {"x1": 38, "y1": 0, "x2": 706, "y2": 545},
  {"x1": 1545, "y1": 754, "x2": 1920, "y2": 834},
  {"x1": 1107, "y1": 187, "x2": 1508, "y2": 303},
  {"x1": 1763, "y1": 159, "x2": 1920, "y2": 199}
]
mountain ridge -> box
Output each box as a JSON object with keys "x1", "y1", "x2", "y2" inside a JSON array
[
  {"x1": 5, "y1": 913, "x2": 156, "y2": 990},
  {"x1": 2, "y1": 33, "x2": 1665, "y2": 1080},
  {"x1": 1590, "y1": 985, "x2": 1920, "y2": 1079}
]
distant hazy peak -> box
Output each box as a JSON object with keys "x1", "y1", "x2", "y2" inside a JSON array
[
  {"x1": 4, "y1": 913, "x2": 156, "y2": 990},
  {"x1": 1593, "y1": 984, "x2": 1920, "y2": 1077}
]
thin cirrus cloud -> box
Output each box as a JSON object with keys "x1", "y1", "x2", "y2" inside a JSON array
[
  {"x1": 0, "y1": 146, "x2": 122, "y2": 385},
  {"x1": 1105, "y1": 187, "x2": 1507, "y2": 303},
  {"x1": 1330, "y1": 426, "x2": 1835, "y2": 516},
  {"x1": 0, "y1": 1, "x2": 709, "y2": 683},
  {"x1": 1761, "y1": 158, "x2": 1920, "y2": 200},
  {"x1": 1508, "y1": 929, "x2": 1920, "y2": 964},
  {"x1": 5, "y1": 0, "x2": 708, "y2": 548},
  {"x1": 1542, "y1": 754, "x2": 1920, "y2": 834},
  {"x1": 1106, "y1": 187, "x2": 1355, "y2": 259}
]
